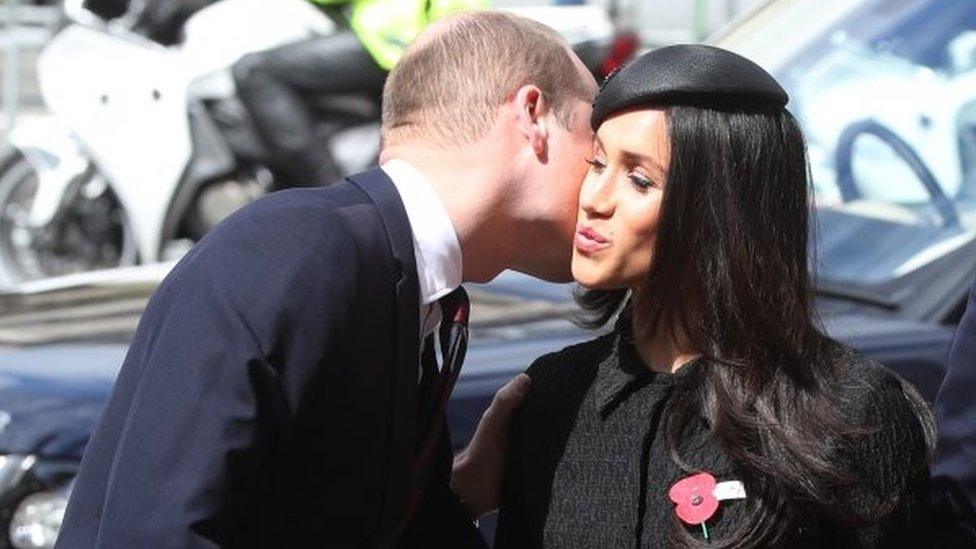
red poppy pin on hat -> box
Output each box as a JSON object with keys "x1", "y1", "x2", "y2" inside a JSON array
[{"x1": 669, "y1": 472, "x2": 747, "y2": 541}]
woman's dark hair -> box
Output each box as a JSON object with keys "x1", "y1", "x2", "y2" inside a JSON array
[{"x1": 576, "y1": 105, "x2": 935, "y2": 547}]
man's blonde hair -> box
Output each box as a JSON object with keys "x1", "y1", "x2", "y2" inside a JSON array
[{"x1": 382, "y1": 10, "x2": 592, "y2": 145}]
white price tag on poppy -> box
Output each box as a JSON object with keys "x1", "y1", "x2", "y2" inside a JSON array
[{"x1": 713, "y1": 480, "x2": 746, "y2": 501}]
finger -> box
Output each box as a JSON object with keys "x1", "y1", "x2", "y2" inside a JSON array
[
  {"x1": 489, "y1": 374, "x2": 532, "y2": 414},
  {"x1": 478, "y1": 375, "x2": 532, "y2": 438},
  {"x1": 465, "y1": 375, "x2": 532, "y2": 453}
]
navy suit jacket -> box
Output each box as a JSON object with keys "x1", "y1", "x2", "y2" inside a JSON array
[
  {"x1": 56, "y1": 169, "x2": 483, "y2": 548},
  {"x1": 934, "y1": 278, "x2": 976, "y2": 542}
]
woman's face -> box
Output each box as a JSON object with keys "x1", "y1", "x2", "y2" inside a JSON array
[{"x1": 571, "y1": 108, "x2": 671, "y2": 289}]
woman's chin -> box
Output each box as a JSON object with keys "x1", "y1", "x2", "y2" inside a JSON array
[{"x1": 571, "y1": 262, "x2": 624, "y2": 290}]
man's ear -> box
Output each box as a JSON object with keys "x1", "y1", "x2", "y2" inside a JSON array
[{"x1": 514, "y1": 84, "x2": 549, "y2": 157}]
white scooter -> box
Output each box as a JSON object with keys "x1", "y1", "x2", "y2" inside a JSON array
[
  {"x1": 0, "y1": 0, "x2": 619, "y2": 286},
  {"x1": 0, "y1": 0, "x2": 378, "y2": 286}
]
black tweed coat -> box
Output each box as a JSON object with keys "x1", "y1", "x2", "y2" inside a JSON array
[{"x1": 496, "y1": 317, "x2": 933, "y2": 548}]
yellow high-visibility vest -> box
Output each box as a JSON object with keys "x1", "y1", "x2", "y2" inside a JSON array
[{"x1": 310, "y1": 0, "x2": 488, "y2": 70}]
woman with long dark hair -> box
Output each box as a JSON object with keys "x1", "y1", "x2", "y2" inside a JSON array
[{"x1": 493, "y1": 45, "x2": 934, "y2": 548}]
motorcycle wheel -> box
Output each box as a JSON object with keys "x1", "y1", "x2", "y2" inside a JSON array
[{"x1": 0, "y1": 152, "x2": 138, "y2": 286}]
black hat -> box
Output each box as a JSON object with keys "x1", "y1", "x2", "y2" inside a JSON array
[{"x1": 591, "y1": 44, "x2": 788, "y2": 130}]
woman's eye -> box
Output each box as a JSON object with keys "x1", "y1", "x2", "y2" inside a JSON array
[
  {"x1": 629, "y1": 173, "x2": 655, "y2": 190},
  {"x1": 585, "y1": 158, "x2": 607, "y2": 172}
]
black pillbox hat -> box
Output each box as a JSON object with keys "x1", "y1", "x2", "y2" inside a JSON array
[{"x1": 592, "y1": 44, "x2": 789, "y2": 130}]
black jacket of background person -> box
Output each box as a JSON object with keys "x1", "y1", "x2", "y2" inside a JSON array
[
  {"x1": 55, "y1": 169, "x2": 486, "y2": 548},
  {"x1": 934, "y1": 279, "x2": 976, "y2": 545}
]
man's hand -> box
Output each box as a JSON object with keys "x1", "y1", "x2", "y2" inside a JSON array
[{"x1": 451, "y1": 374, "x2": 532, "y2": 519}]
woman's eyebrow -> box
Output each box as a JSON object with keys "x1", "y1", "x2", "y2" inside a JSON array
[
  {"x1": 594, "y1": 135, "x2": 667, "y2": 176},
  {"x1": 620, "y1": 150, "x2": 667, "y2": 176}
]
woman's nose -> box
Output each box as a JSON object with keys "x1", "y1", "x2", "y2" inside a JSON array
[{"x1": 580, "y1": 173, "x2": 616, "y2": 218}]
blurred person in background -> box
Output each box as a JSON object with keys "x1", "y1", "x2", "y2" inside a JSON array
[
  {"x1": 83, "y1": 0, "x2": 486, "y2": 186},
  {"x1": 231, "y1": 0, "x2": 487, "y2": 187},
  {"x1": 491, "y1": 45, "x2": 935, "y2": 548},
  {"x1": 933, "y1": 279, "x2": 976, "y2": 544},
  {"x1": 82, "y1": 0, "x2": 129, "y2": 20},
  {"x1": 83, "y1": 0, "x2": 217, "y2": 43}
]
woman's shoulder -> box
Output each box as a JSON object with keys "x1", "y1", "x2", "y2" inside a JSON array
[
  {"x1": 829, "y1": 343, "x2": 931, "y2": 429},
  {"x1": 507, "y1": 332, "x2": 619, "y2": 423},
  {"x1": 819, "y1": 342, "x2": 935, "y2": 539},
  {"x1": 827, "y1": 342, "x2": 934, "y2": 492},
  {"x1": 524, "y1": 331, "x2": 616, "y2": 387}
]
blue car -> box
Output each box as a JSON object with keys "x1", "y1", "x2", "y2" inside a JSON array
[
  {"x1": 0, "y1": 262, "x2": 958, "y2": 548},
  {"x1": 3, "y1": 0, "x2": 976, "y2": 546}
]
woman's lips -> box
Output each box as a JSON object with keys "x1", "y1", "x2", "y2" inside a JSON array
[{"x1": 575, "y1": 225, "x2": 611, "y2": 254}]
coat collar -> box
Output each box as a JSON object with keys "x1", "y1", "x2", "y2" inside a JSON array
[
  {"x1": 348, "y1": 167, "x2": 419, "y2": 298},
  {"x1": 595, "y1": 324, "x2": 655, "y2": 415},
  {"x1": 346, "y1": 168, "x2": 420, "y2": 547},
  {"x1": 381, "y1": 159, "x2": 463, "y2": 309},
  {"x1": 595, "y1": 305, "x2": 705, "y2": 415}
]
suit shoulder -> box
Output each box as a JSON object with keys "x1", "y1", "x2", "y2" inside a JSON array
[
  {"x1": 193, "y1": 184, "x2": 377, "y2": 269},
  {"x1": 219, "y1": 184, "x2": 367, "y2": 240},
  {"x1": 160, "y1": 185, "x2": 374, "y2": 307}
]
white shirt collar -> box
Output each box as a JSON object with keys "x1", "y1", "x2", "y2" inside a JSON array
[{"x1": 382, "y1": 159, "x2": 463, "y2": 334}]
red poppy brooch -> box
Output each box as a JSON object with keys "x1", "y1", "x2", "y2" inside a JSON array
[{"x1": 668, "y1": 472, "x2": 746, "y2": 540}]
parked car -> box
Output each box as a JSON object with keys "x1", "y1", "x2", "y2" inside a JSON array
[{"x1": 0, "y1": 0, "x2": 973, "y2": 547}]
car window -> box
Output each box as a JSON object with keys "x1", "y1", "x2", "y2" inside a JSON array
[{"x1": 718, "y1": 0, "x2": 976, "y2": 287}]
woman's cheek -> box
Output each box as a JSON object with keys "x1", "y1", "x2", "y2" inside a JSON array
[
  {"x1": 635, "y1": 198, "x2": 662, "y2": 243},
  {"x1": 624, "y1": 205, "x2": 660, "y2": 280}
]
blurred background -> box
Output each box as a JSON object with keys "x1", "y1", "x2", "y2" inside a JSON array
[
  {"x1": 0, "y1": 0, "x2": 974, "y2": 547},
  {"x1": 0, "y1": 0, "x2": 760, "y2": 141},
  {"x1": 0, "y1": 0, "x2": 764, "y2": 288}
]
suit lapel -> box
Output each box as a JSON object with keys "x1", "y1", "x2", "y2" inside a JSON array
[{"x1": 348, "y1": 168, "x2": 421, "y2": 546}]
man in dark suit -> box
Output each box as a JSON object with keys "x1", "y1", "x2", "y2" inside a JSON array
[
  {"x1": 934, "y1": 279, "x2": 976, "y2": 544},
  {"x1": 56, "y1": 10, "x2": 598, "y2": 548}
]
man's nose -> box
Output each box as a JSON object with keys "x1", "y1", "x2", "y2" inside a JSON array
[{"x1": 580, "y1": 174, "x2": 616, "y2": 218}]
